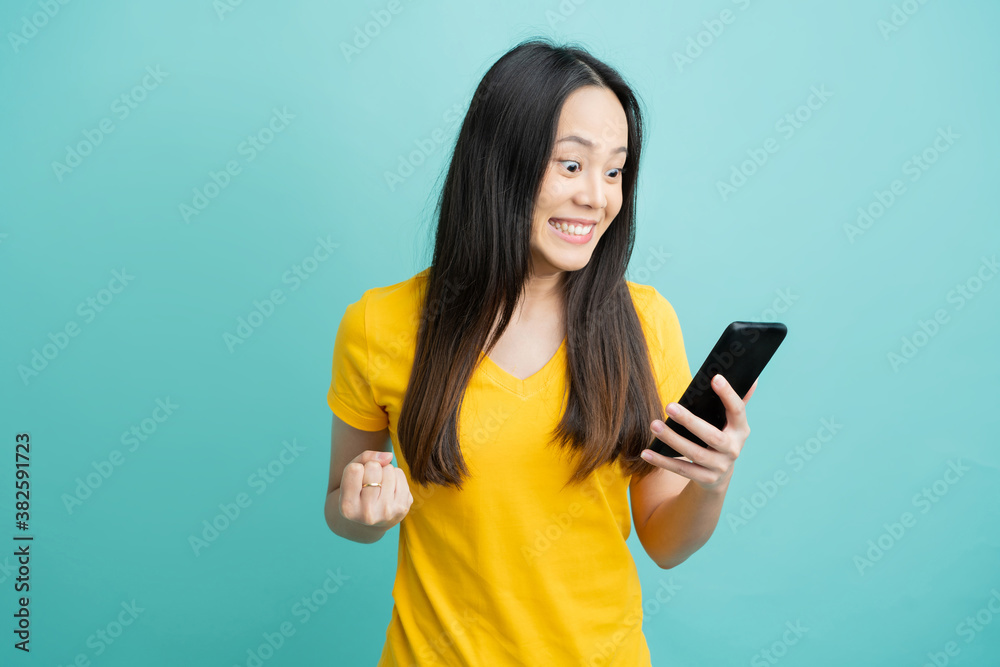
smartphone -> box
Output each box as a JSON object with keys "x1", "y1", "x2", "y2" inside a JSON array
[{"x1": 650, "y1": 321, "x2": 787, "y2": 458}]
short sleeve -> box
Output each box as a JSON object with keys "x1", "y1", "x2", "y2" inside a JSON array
[
  {"x1": 327, "y1": 292, "x2": 390, "y2": 431},
  {"x1": 643, "y1": 287, "x2": 693, "y2": 409}
]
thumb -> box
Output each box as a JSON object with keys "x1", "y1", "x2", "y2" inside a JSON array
[{"x1": 353, "y1": 450, "x2": 394, "y2": 466}]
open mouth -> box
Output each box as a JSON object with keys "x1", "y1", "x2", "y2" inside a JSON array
[{"x1": 548, "y1": 218, "x2": 595, "y2": 243}]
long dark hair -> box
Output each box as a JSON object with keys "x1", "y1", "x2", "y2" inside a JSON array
[{"x1": 398, "y1": 37, "x2": 666, "y2": 490}]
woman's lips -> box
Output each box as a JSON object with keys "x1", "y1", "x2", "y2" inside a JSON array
[{"x1": 548, "y1": 218, "x2": 594, "y2": 244}]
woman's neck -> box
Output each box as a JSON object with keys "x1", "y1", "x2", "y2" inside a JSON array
[{"x1": 520, "y1": 269, "x2": 564, "y2": 315}]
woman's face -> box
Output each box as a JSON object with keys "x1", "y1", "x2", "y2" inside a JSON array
[{"x1": 530, "y1": 85, "x2": 629, "y2": 277}]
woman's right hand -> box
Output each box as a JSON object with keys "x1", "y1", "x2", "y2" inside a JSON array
[{"x1": 339, "y1": 450, "x2": 413, "y2": 529}]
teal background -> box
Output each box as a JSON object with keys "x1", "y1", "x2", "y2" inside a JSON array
[{"x1": 2, "y1": 0, "x2": 998, "y2": 665}]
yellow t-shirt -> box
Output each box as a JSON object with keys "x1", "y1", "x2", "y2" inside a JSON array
[{"x1": 327, "y1": 268, "x2": 691, "y2": 666}]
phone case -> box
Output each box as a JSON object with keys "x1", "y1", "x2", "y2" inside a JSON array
[{"x1": 650, "y1": 321, "x2": 787, "y2": 458}]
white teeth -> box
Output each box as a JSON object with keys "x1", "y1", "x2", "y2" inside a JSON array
[{"x1": 550, "y1": 219, "x2": 593, "y2": 236}]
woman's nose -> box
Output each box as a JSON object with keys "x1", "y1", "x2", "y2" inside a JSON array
[{"x1": 575, "y1": 172, "x2": 607, "y2": 209}]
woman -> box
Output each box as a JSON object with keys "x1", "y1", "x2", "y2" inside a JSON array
[{"x1": 324, "y1": 38, "x2": 757, "y2": 666}]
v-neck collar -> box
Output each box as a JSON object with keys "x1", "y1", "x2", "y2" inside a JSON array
[{"x1": 477, "y1": 337, "x2": 567, "y2": 398}]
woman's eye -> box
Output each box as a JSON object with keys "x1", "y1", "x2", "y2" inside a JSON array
[{"x1": 559, "y1": 161, "x2": 625, "y2": 178}]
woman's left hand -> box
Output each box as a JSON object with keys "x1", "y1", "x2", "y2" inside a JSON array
[{"x1": 641, "y1": 374, "x2": 758, "y2": 492}]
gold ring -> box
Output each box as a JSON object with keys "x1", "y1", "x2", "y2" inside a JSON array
[{"x1": 362, "y1": 482, "x2": 381, "y2": 489}]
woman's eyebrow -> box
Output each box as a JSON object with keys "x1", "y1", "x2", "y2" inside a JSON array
[{"x1": 555, "y1": 135, "x2": 627, "y2": 156}]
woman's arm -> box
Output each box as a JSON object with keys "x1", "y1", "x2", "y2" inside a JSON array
[
  {"x1": 634, "y1": 375, "x2": 757, "y2": 568},
  {"x1": 633, "y1": 477, "x2": 730, "y2": 569},
  {"x1": 324, "y1": 414, "x2": 397, "y2": 544}
]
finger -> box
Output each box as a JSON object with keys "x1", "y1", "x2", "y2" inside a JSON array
[
  {"x1": 711, "y1": 375, "x2": 750, "y2": 433},
  {"x1": 340, "y1": 459, "x2": 366, "y2": 496},
  {"x1": 375, "y1": 462, "x2": 397, "y2": 500},
  {"x1": 743, "y1": 379, "x2": 758, "y2": 403},
  {"x1": 341, "y1": 452, "x2": 392, "y2": 517},
  {"x1": 651, "y1": 421, "x2": 727, "y2": 469},
  {"x1": 352, "y1": 449, "x2": 394, "y2": 467},
  {"x1": 392, "y1": 467, "x2": 410, "y2": 505},
  {"x1": 339, "y1": 461, "x2": 366, "y2": 517},
  {"x1": 662, "y1": 403, "x2": 729, "y2": 456},
  {"x1": 360, "y1": 460, "x2": 385, "y2": 497},
  {"x1": 641, "y1": 447, "x2": 715, "y2": 485}
]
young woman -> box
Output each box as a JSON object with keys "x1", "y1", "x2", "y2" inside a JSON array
[{"x1": 325, "y1": 38, "x2": 757, "y2": 666}]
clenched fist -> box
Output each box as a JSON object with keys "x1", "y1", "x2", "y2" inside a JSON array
[{"x1": 339, "y1": 450, "x2": 413, "y2": 529}]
